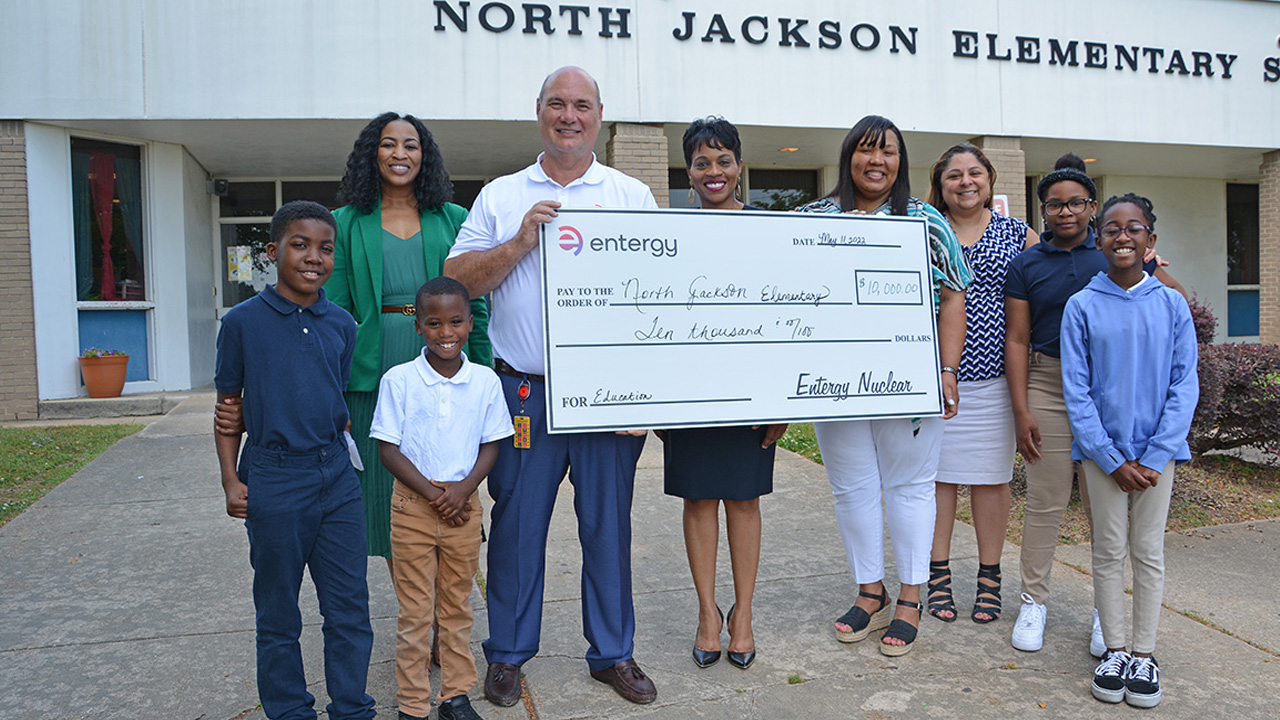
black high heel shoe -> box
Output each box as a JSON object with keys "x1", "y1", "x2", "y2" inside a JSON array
[
  {"x1": 726, "y1": 604, "x2": 756, "y2": 670},
  {"x1": 692, "y1": 605, "x2": 723, "y2": 668}
]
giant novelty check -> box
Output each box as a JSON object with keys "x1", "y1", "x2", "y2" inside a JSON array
[{"x1": 539, "y1": 208, "x2": 943, "y2": 433}]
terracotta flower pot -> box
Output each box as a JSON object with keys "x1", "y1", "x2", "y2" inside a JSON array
[{"x1": 78, "y1": 354, "x2": 130, "y2": 398}]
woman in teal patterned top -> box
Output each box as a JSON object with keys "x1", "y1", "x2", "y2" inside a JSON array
[{"x1": 797, "y1": 115, "x2": 971, "y2": 657}]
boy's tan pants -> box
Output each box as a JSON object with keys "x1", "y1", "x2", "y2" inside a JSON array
[{"x1": 390, "y1": 480, "x2": 482, "y2": 716}]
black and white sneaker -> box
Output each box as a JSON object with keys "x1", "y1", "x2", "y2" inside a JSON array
[
  {"x1": 1124, "y1": 655, "x2": 1162, "y2": 708},
  {"x1": 439, "y1": 695, "x2": 485, "y2": 720},
  {"x1": 1091, "y1": 649, "x2": 1131, "y2": 703}
]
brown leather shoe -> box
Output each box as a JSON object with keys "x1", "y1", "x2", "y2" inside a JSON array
[
  {"x1": 589, "y1": 659, "x2": 657, "y2": 704},
  {"x1": 484, "y1": 662, "x2": 521, "y2": 707}
]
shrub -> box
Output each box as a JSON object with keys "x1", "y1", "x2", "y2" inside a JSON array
[
  {"x1": 1190, "y1": 342, "x2": 1280, "y2": 454},
  {"x1": 1187, "y1": 294, "x2": 1218, "y2": 346}
]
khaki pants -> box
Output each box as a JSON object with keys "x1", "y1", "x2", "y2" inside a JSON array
[
  {"x1": 1018, "y1": 354, "x2": 1091, "y2": 604},
  {"x1": 1083, "y1": 460, "x2": 1174, "y2": 655},
  {"x1": 390, "y1": 480, "x2": 482, "y2": 715}
]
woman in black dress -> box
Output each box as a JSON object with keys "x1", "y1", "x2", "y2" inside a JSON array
[{"x1": 664, "y1": 117, "x2": 787, "y2": 670}]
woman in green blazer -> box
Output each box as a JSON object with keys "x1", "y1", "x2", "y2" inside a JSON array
[{"x1": 327, "y1": 112, "x2": 491, "y2": 563}]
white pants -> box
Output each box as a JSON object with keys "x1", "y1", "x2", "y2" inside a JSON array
[{"x1": 815, "y1": 417, "x2": 943, "y2": 586}]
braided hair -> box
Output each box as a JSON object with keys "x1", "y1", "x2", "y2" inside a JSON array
[{"x1": 1100, "y1": 193, "x2": 1157, "y2": 228}]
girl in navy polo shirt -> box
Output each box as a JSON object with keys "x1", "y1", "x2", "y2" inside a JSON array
[{"x1": 1005, "y1": 159, "x2": 1107, "y2": 654}]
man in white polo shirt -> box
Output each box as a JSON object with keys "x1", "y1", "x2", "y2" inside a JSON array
[{"x1": 443, "y1": 66, "x2": 659, "y2": 708}]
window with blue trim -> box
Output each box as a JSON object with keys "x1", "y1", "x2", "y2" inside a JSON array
[
  {"x1": 71, "y1": 138, "x2": 145, "y2": 302},
  {"x1": 1226, "y1": 184, "x2": 1259, "y2": 338}
]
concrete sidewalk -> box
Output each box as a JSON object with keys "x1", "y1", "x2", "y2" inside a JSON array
[{"x1": 1, "y1": 395, "x2": 1276, "y2": 719}]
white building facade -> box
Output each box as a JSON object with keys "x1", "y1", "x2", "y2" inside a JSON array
[{"x1": 1, "y1": 0, "x2": 1277, "y2": 418}]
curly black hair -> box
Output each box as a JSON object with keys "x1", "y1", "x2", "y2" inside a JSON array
[
  {"x1": 1100, "y1": 192, "x2": 1157, "y2": 229},
  {"x1": 336, "y1": 112, "x2": 453, "y2": 214}
]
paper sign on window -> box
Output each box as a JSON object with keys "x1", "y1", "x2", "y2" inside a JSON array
[{"x1": 227, "y1": 246, "x2": 252, "y2": 283}]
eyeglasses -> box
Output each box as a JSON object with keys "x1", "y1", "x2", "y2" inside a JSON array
[
  {"x1": 1098, "y1": 223, "x2": 1152, "y2": 241},
  {"x1": 1043, "y1": 198, "x2": 1093, "y2": 216}
]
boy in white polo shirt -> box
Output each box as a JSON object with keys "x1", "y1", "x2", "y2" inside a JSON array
[{"x1": 371, "y1": 276, "x2": 513, "y2": 720}]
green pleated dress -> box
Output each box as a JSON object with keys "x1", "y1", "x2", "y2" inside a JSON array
[{"x1": 345, "y1": 230, "x2": 429, "y2": 558}]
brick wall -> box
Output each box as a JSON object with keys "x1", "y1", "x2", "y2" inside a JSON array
[
  {"x1": 1260, "y1": 150, "x2": 1280, "y2": 345},
  {"x1": 606, "y1": 123, "x2": 670, "y2": 208},
  {"x1": 0, "y1": 121, "x2": 39, "y2": 420},
  {"x1": 971, "y1": 135, "x2": 1028, "y2": 223}
]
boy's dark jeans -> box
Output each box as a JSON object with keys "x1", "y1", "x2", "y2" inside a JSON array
[{"x1": 242, "y1": 440, "x2": 376, "y2": 720}]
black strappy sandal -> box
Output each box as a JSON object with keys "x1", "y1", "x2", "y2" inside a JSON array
[
  {"x1": 834, "y1": 587, "x2": 891, "y2": 643},
  {"x1": 972, "y1": 562, "x2": 1003, "y2": 624},
  {"x1": 926, "y1": 559, "x2": 957, "y2": 622},
  {"x1": 880, "y1": 599, "x2": 924, "y2": 657}
]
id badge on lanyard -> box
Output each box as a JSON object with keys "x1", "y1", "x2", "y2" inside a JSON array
[{"x1": 513, "y1": 379, "x2": 531, "y2": 449}]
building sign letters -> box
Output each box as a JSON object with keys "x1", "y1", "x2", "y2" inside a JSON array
[{"x1": 430, "y1": 2, "x2": 1280, "y2": 83}]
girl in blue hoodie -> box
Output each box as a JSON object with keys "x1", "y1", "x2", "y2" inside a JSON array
[{"x1": 1059, "y1": 194, "x2": 1198, "y2": 710}]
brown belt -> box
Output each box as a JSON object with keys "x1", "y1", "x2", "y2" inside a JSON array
[
  {"x1": 381, "y1": 304, "x2": 415, "y2": 316},
  {"x1": 494, "y1": 358, "x2": 545, "y2": 383}
]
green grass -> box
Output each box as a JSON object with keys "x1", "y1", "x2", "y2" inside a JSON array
[
  {"x1": 0, "y1": 424, "x2": 143, "y2": 526},
  {"x1": 778, "y1": 423, "x2": 822, "y2": 464},
  {"x1": 774, "y1": 422, "x2": 1280, "y2": 545},
  {"x1": 1166, "y1": 498, "x2": 1215, "y2": 528}
]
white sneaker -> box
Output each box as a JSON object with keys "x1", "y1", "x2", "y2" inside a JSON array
[
  {"x1": 1090, "y1": 608, "x2": 1106, "y2": 658},
  {"x1": 1011, "y1": 592, "x2": 1046, "y2": 652},
  {"x1": 1124, "y1": 655, "x2": 1162, "y2": 708}
]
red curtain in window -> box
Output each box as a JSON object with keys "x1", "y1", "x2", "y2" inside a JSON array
[{"x1": 89, "y1": 152, "x2": 118, "y2": 300}]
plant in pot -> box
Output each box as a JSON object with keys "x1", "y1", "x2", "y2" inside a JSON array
[{"x1": 78, "y1": 348, "x2": 130, "y2": 398}]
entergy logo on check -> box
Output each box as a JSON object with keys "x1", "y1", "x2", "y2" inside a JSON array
[{"x1": 558, "y1": 225, "x2": 584, "y2": 256}]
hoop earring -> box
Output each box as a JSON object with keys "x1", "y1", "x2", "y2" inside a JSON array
[
  {"x1": 735, "y1": 183, "x2": 742, "y2": 201},
  {"x1": 688, "y1": 188, "x2": 696, "y2": 205}
]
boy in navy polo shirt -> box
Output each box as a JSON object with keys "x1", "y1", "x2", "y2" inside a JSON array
[{"x1": 215, "y1": 200, "x2": 376, "y2": 720}]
